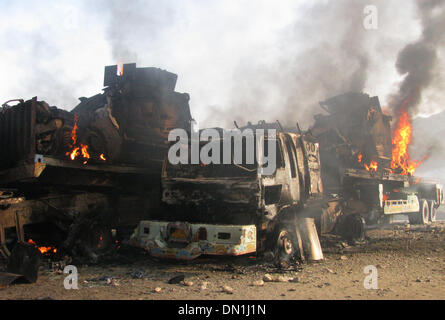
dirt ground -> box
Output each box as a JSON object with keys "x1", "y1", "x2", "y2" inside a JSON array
[{"x1": 1, "y1": 220, "x2": 445, "y2": 300}]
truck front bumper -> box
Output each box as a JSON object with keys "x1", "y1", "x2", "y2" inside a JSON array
[{"x1": 129, "y1": 221, "x2": 257, "y2": 260}]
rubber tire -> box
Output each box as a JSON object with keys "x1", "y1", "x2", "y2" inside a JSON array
[
  {"x1": 273, "y1": 225, "x2": 298, "y2": 268},
  {"x1": 418, "y1": 199, "x2": 430, "y2": 225},
  {"x1": 339, "y1": 214, "x2": 366, "y2": 245},
  {"x1": 408, "y1": 212, "x2": 419, "y2": 225},
  {"x1": 429, "y1": 201, "x2": 437, "y2": 223}
]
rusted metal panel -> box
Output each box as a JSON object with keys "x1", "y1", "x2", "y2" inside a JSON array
[
  {"x1": 0, "y1": 206, "x2": 41, "y2": 229},
  {"x1": 0, "y1": 97, "x2": 36, "y2": 169}
]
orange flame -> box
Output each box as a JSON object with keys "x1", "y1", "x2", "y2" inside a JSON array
[
  {"x1": 66, "y1": 115, "x2": 104, "y2": 163},
  {"x1": 118, "y1": 62, "x2": 124, "y2": 76},
  {"x1": 364, "y1": 160, "x2": 378, "y2": 172},
  {"x1": 69, "y1": 147, "x2": 80, "y2": 160},
  {"x1": 81, "y1": 144, "x2": 90, "y2": 159},
  {"x1": 27, "y1": 239, "x2": 57, "y2": 255},
  {"x1": 357, "y1": 152, "x2": 378, "y2": 172},
  {"x1": 70, "y1": 114, "x2": 78, "y2": 146},
  {"x1": 390, "y1": 107, "x2": 422, "y2": 175}
]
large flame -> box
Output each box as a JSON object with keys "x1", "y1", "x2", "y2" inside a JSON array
[
  {"x1": 356, "y1": 103, "x2": 424, "y2": 176},
  {"x1": 66, "y1": 114, "x2": 105, "y2": 164},
  {"x1": 390, "y1": 107, "x2": 422, "y2": 175}
]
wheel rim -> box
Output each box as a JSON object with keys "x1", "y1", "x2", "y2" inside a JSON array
[
  {"x1": 278, "y1": 231, "x2": 293, "y2": 255},
  {"x1": 430, "y1": 205, "x2": 437, "y2": 222},
  {"x1": 422, "y1": 203, "x2": 429, "y2": 223}
]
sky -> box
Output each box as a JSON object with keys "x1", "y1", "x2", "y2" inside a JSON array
[{"x1": 0, "y1": 0, "x2": 443, "y2": 128}]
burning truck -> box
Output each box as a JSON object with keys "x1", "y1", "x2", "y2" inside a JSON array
[
  {"x1": 0, "y1": 64, "x2": 443, "y2": 276},
  {"x1": 130, "y1": 92, "x2": 443, "y2": 264},
  {"x1": 312, "y1": 92, "x2": 443, "y2": 227},
  {"x1": 130, "y1": 122, "x2": 327, "y2": 264},
  {"x1": 0, "y1": 63, "x2": 192, "y2": 267}
]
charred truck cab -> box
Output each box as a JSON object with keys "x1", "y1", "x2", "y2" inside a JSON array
[{"x1": 130, "y1": 122, "x2": 329, "y2": 263}]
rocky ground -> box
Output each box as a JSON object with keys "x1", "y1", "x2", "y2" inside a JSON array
[{"x1": 1, "y1": 220, "x2": 445, "y2": 300}]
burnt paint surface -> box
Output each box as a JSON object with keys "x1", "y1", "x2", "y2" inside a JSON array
[{"x1": 159, "y1": 130, "x2": 325, "y2": 232}]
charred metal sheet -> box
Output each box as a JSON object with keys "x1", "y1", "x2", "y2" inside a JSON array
[
  {"x1": 73, "y1": 63, "x2": 191, "y2": 167},
  {"x1": 39, "y1": 155, "x2": 159, "y2": 175},
  {"x1": 6, "y1": 242, "x2": 41, "y2": 283},
  {"x1": 0, "y1": 206, "x2": 39, "y2": 229},
  {"x1": 158, "y1": 177, "x2": 260, "y2": 225},
  {"x1": 104, "y1": 63, "x2": 136, "y2": 86},
  {"x1": 0, "y1": 97, "x2": 36, "y2": 169},
  {"x1": 312, "y1": 92, "x2": 393, "y2": 192},
  {"x1": 297, "y1": 217, "x2": 323, "y2": 261}
]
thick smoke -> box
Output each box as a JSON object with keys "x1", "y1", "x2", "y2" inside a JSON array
[
  {"x1": 100, "y1": 0, "x2": 178, "y2": 64},
  {"x1": 98, "y1": 1, "x2": 420, "y2": 129},
  {"x1": 390, "y1": 0, "x2": 445, "y2": 114},
  {"x1": 391, "y1": 1, "x2": 445, "y2": 181},
  {"x1": 205, "y1": 1, "x2": 373, "y2": 128}
]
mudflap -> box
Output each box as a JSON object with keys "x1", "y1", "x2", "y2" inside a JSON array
[{"x1": 297, "y1": 217, "x2": 324, "y2": 262}]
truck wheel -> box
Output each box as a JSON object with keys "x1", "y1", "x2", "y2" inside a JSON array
[
  {"x1": 418, "y1": 199, "x2": 430, "y2": 225},
  {"x1": 274, "y1": 225, "x2": 298, "y2": 268},
  {"x1": 339, "y1": 214, "x2": 366, "y2": 245},
  {"x1": 408, "y1": 213, "x2": 419, "y2": 225},
  {"x1": 429, "y1": 201, "x2": 437, "y2": 223}
]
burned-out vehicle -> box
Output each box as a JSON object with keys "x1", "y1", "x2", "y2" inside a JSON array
[
  {"x1": 0, "y1": 64, "x2": 192, "y2": 263},
  {"x1": 1, "y1": 62, "x2": 442, "y2": 272},
  {"x1": 311, "y1": 92, "x2": 443, "y2": 228},
  {"x1": 130, "y1": 92, "x2": 444, "y2": 264},
  {"x1": 130, "y1": 122, "x2": 343, "y2": 263}
]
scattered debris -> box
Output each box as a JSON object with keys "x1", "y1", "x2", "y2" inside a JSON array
[
  {"x1": 252, "y1": 280, "x2": 265, "y2": 287},
  {"x1": 131, "y1": 270, "x2": 147, "y2": 279},
  {"x1": 325, "y1": 267, "x2": 336, "y2": 274},
  {"x1": 168, "y1": 274, "x2": 185, "y2": 284},
  {"x1": 183, "y1": 281, "x2": 194, "y2": 287},
  {"x1": 222, "y1": 285, "x2": 233, "y2": 294},
  {"x1": 274, "y1": 276, "x2": 290, "y2": 283},
  {"x1": 262, "y1": 274, "x2": 289, "y2": 282},
  {"x1": 200, "y1": 281, "x2": 208, "y2": 290},
  {"x1": 263, "y1": 274, "x2": 274, "y2": 282}
]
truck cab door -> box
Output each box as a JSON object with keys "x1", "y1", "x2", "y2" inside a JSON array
[{"x1": 281, "y1": 134, "x2": 300, "y2": 205}]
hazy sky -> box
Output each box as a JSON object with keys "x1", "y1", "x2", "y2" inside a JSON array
[{"x1": 0, "y1": 0, "x2": 443, "y2": 128}]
